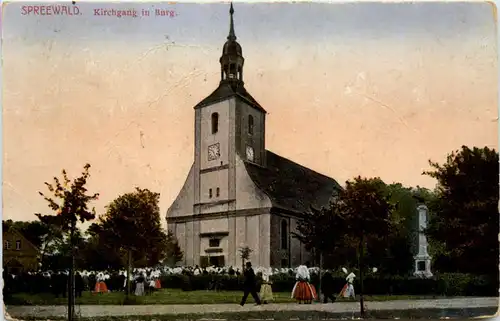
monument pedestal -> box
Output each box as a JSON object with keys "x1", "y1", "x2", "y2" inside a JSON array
[{"x1": 413, "y1": 254, "x2": 433, "y2": 278}]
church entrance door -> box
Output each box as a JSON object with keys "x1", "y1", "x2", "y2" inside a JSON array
[{"x1": 209, "y1": 255, "x2": 225, "y2": 267}]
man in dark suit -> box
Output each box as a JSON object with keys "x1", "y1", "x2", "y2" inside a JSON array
[
  {"x1": 75, "y1": 272, "x2": 84, "y2": 298},
  {"x1": 321, "y1": 271, "x2": 336, "y2": 303},
  {"x1": 240, "y1": 262, "x2": 261, "y2": 306}
]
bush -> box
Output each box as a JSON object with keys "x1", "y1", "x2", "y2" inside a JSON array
[{"x1": 159, "y1": 272, "x2": 497, "y2": 296}]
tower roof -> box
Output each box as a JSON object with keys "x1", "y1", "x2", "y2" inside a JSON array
[
  {"x1": 194, "y1": 3, "x2": 266, "y2": 113},
  {"x1": 194, "y1": 81, "x2": 266, "y2": 112},
  {"x1": 222, "y1": 3, "x2": 242, "y2": 57}
]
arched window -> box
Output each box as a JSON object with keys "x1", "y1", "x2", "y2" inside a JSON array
[
  {"x1": 211, "y1": 113, "x2": 219, "y2": 134},
  {"x1": 248, "y1": 115, "x2": 254, "y2": 135},
  {"x1": 280, "y1": 220, "x2": 288, "y2": 250}
]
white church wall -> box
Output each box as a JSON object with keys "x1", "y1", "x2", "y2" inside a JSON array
[
  {"x1": 246, "y1": 215, "x2": 260, "y2": 264},
  {"x1": 185, "y1": 221, "x2": 195, "y2": 266},
  {"x1": 235, "y1": 101, "x2": 266, "y2": 166},
  {"x1": 166, "y1": 164, "x2": 194, "y2": 218},
  {"x1": 235, "y1": 216, "x2": 246, "y2": 249},
  {"x1": 199, "y1": 203, "x2": 230, "y2": 214},
  {"x1": 234, "y1": 154, "x2": 272, "y2": 210},
  {"x1": 200, "y1": 218, "x2": 229, "y2": 233},
  {"x1": 199, "y1": 169, "x2": 229, "y2": 203},
  {"x1": 176, "y1": 223, "x2": 187, "y2": 265},
  {"x1": 258, "y1": 214, "x2": 271, "y2": 267},
  {"x1": 200, "y1": 101, "x2": 231, "y2": 170}
]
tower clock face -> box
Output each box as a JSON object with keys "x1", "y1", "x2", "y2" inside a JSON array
[
  {"x1": 246, "y1": 145, "x2": 254, "y2": 162},
  {"x1": 208, "y1": 143, "x2": 221, "y2": 161}
]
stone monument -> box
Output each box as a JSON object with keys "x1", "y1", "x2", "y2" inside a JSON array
[{"x1": 413, "y1": 204, "x2": 433, "y2": 278}]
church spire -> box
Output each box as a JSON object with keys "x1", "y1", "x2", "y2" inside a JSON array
[
  {"x1": 219, "y1": 2, "x2": 244, "y2": 84},
  {"x1": 228, "y1": 2, "x2": 236, "y2": 41}
]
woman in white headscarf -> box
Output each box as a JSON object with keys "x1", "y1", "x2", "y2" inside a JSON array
[
  {"x1": 259, "y1": 268, "x2": 274, "y2": 304},
  {"x1": 339, "y1": 272, "x2": 356, "y2": 299},
  {"x1": 291, "y1": 265, "x2": 317, "y2": 304},
  {"x1": 94, "y1": 272, "x2": 108, "y2": 294}
]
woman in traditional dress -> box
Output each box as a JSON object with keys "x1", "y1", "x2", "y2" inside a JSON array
[
  {"x1": 291, "y1": 265, "x2": 317, "y2": 304},
  {"x1": 259, "y1": 268, "x2": 274, "y2": 304},
  {"x1": 339, "y1": 272, "x2": 356, "y2": 299},
  {"x1": 94, "y1": 272, "x2": 108, "y2": 294}
]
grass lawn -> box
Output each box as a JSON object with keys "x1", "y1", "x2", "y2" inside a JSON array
[{"x1": 7, "y1": 289, "x2": 444, "y2": 305}]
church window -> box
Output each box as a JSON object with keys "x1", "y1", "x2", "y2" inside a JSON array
[
  {"x1": 281, "y1": 258, "x2": 289, "y2": 268},
  {"x1": 238, "y1": 66, "x2": 242, "y2": 80},
  {"x1": 248, "y1": 115, "x2": 254, "y2": 135},
  {"x1": 280, "y1": 220, "x2": 288, "y2": 250},
  {"x1": 209, "y1": 239, "x2": 220, "y2": 247},
  {"x1": 216, "y1": 187, "x2": 220, "y2": 197},
  {"x1": 211, "y1": 113, "x2": 219, "y2": 134},
  {"x1": 4, "y1": 240, "x2": 10, "y2": 250},
  {"x1": 209, "y1": 188, "x2": 213, "y2": 198},
  {"x1": 15, "y1": 240, "x2": 21, "y2": 250}
]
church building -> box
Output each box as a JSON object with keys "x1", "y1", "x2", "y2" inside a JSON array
[{"x1": 166, "y1": 4, "x2": 341, "y2": 268}]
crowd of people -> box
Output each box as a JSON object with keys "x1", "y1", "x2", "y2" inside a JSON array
[
  {"x1": 3, "y1": 268, "x2": 164, "y2": 297},
  {"x1": 4, "y1": 263, "x2": 358, "y2": 305}
]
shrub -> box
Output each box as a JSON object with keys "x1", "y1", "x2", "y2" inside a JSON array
[{"x1": 160, "y1": 272, "x2": 497, "y2": 296}]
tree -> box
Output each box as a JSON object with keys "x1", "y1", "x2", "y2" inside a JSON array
[
  {"x1": 292, "y1": 205, "x2": 343, "y2": 263},
  {"x1": 423, "y1": 146, "x2": 499, "y2": 277},
  {"x1": 335, "y1": 176, "x2": 395, "y2": 317},
  {"x1": 163, "y1": 230, "x2": 183, "y2": 267},
  {"x1": 94, "y1": 187, "x2": 168, "y2": 296},
  {"x1": 377, "y1": 184, "x2": 436, "y2": 276},
  {"x1": 35, "y1": 164, "x2": 99, "y2": 321},
  {"x1": 239, "y1": 246, "x2": 253, "y2": 270}
]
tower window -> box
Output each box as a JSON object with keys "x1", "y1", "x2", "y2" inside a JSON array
[
  {"x1": 209, "y1": 188, "x2": 213, "y2": 198},
  {"x1": 15, "y1": 240, "x2": 21, "y2": 250},
  {"x1": 248, "y1": 115, "x2": 254, "y2": 135},
  {"x1": 229, "y1": 63, "x2": 236, "y2": 78},
  {"x1": 281, "y1": 220, "x2": 288, "y2": 250},
  {"x1": 216, "y1": 187, "x2": 220, "y2": 197},
  {"x1": 238, "y1": 66, "x2": 242, "y2": 80},
  {"x1": 211, "y1": 113, "x2": 219, "y2": 134}
]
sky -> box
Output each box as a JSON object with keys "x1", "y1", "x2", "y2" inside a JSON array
[{"x1": 2, "y1": 1, "x2": 498, "y2": 226}]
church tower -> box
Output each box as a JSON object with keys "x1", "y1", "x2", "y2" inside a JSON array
[{"x1": 192, "y1": 3, "x2": 267, "y2": 215}]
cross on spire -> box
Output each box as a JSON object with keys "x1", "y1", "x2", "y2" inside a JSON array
[{"x1": 228, "y1": 2, "x2": 236, "y2": 41}]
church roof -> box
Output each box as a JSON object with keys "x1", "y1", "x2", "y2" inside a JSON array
[
  {"x1": 244, "y1": 150, "x2": 342, "y2": 215},
  {"x1": 194, "y1": 81, "x2": 267, "y2": 113}
]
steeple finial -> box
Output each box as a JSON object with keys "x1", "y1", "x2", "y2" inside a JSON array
[{"x1": 228, "y1": 2, "x2": 236, "y2": 41}]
